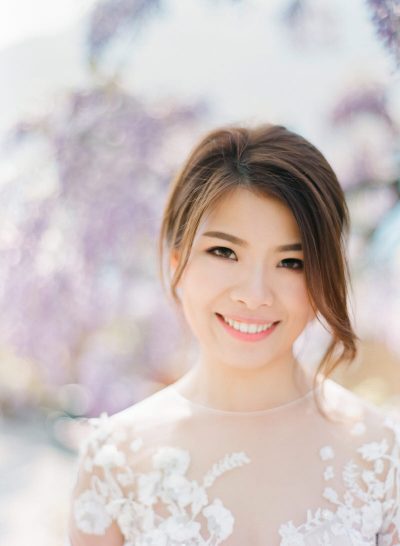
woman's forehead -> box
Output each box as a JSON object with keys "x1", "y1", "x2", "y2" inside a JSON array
[{"x1": 195, "y1": 189, "x2": 300, "y2": 240}]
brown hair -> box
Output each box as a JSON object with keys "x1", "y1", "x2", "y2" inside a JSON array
[{"x1": 158, "y1": 122, "x2": 359, "y2": 420}]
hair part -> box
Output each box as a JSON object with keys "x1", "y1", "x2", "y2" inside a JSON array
[{"x1": 158, "y1": 122, "x2": 359, "y2": 421}]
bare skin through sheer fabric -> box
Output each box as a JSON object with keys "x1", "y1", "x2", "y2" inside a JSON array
[{"x1": 67, "y1": 378, "x2": 400, "y2": 546}]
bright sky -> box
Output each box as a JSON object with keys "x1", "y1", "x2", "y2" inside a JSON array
[
  {"x1": 0, "y1": 0, "x2": 367, "y2": 52},
  {"x1": 0, "y1": 0, "x2": 398, "y2": 145},
  {"x1": 0, "y1": 0, "x2": 96, "y2": 51}
]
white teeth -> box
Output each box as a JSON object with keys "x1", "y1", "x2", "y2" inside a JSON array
[{"x1": 222, "y1": 315, "x2": 274, "y2": 333}]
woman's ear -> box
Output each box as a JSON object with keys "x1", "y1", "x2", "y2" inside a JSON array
[
  {"x1": 170, "y1": 249, "x2": 180, "y2": 276},
  {"x1": 170, "y1": 249, "x2": 184, "y2": 303}
]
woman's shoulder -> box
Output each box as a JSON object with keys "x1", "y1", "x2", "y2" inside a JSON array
[
  {"x1": 69, "y1": 385, "x2": 188, "y2": 539},
  {"x1": 317, "y1": 378, "x2": 400, "y2": 454},
  {"x1": 308, "y1": 379, "x2": 400, "y2": 542},
  {"x1": 320, "y1": 377, "x2": 399, "y2": 425},
  {"x1": 77, "y1": 384, "x2": 186, "y2": 456},
  {"x1": 113, "y1": 383, "x2": 182, "y2": 421}
]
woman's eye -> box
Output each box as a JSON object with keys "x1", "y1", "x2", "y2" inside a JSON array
[
  {"x1": 206, "y1": 246, "x2": 236, "y2": 260},
  {"x1": 279, "y1": 258, "x2": 304, "y2": 270},
  {"x1": 206, "y1": 249, "x2": 303, "y2": 269}
]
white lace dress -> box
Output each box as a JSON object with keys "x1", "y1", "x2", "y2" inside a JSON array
[{"x1": 67, "y1": 378, "x2": 400, "y2": 546}]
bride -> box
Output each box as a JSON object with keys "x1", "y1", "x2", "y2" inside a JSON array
[{"x1": 67, "y1": 122, "x2": 400, "y2": 546}]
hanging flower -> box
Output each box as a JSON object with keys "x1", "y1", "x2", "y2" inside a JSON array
[
  {"x1": 361, "y1": 500, "x2": 383, "y2": 537},
  {"x1": 203, "y1": 498, "x2": 234, "y2": 542},
  {"x1": 94, "y1": 443, "x2": 126, "y2": 468},
  {"x1": 320, "y1": 446, "x2": 335, "y2": 461},
  {"x1": 73, "y1": 490, "x2": 112, "y2": 535},
  {"x1": 152, "y1": 446, "x2": 191, "y2": 475}
]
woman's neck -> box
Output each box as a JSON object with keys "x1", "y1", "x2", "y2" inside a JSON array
[{"x1": 172, "y1": 356, "x2": 314, "y2": 413}]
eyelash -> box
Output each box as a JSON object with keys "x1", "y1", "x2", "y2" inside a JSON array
[{"x1": 206, "y1": 246, "x2": 304, "y2": 270}]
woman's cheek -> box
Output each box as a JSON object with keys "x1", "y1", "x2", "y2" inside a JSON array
[
  {"x1": 280, "y1": 276, "x2": 309, "y2": 302},
  {"x1": 185, "y1": 257, "x2": 226, "y2": 291}
]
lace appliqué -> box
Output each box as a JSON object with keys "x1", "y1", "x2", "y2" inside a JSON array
[
  {"x1": 73, "y1": 413, "x2": 252, "y2": 545},
  {"x1": 278, "y1": 415, "x2": 400, "y2": 546}
]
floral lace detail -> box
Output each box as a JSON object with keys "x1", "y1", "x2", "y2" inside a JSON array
[
  {"x1": 278, "y1": 414, "x2": 400, "y2": 546},
  {"x1": 73, "y1": 413, "x2": 252, "y2": 545},
  {"x1": 72, "y1": 410, "x2": 400, "y2": 546}
]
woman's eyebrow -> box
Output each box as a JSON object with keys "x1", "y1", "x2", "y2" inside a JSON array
[{"x1": 201, "y1": 231, "x2": 302, "y2": 251}]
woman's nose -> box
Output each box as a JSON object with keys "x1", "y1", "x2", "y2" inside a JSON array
[{"x1": 230, "y1": 268, "x2": 274, "y2": 308}]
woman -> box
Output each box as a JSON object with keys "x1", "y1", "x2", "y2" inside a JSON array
[{"x1": 67, "y1": 123, "x2": 400, "y2": 545}]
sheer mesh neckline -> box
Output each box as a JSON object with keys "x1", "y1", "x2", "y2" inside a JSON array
[{"x1": 166, "y1": 382, "x2": 319, "y2": 417}]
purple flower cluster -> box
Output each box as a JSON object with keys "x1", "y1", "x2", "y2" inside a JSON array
[
  {"x1": 329, "y1": 85, "x2": 394, "y2": 129},
  {"x1": 280, "y1": 0, "x2": 340, "y2": 47},
  {"x1": 0, "y1": 85, "x2": 206, "y2": 416},
  {"x1": 366, "y1": 0, "x2": 400, "y2": 69},
  {"x1": 87, "y1": 0, "x2": 162, "y2": 63}
]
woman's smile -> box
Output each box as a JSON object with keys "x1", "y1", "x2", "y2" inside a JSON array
[{"x1": 215, "y1": 312, "x2": 280, "y2": 342}]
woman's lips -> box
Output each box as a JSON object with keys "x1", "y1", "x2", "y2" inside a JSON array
[
  {"x1": 216, "y1": 312, "x2": 279, "y2": 324},
  {"x1": 215, "y1": 313, "x2": 280, "y2": 342}
]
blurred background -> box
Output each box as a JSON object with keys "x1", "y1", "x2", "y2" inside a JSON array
[{"x1": 0, "y1": 0, "x2": 399, "y2": 544}]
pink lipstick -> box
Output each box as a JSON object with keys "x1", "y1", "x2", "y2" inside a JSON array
[{"x1": 215, "y1": 313, "x2": 279, "y2": 342}]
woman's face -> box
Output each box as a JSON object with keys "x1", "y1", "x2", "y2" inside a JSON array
[{"x1": 170, "y1": 187, "x2": 315, "y2": 372}]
